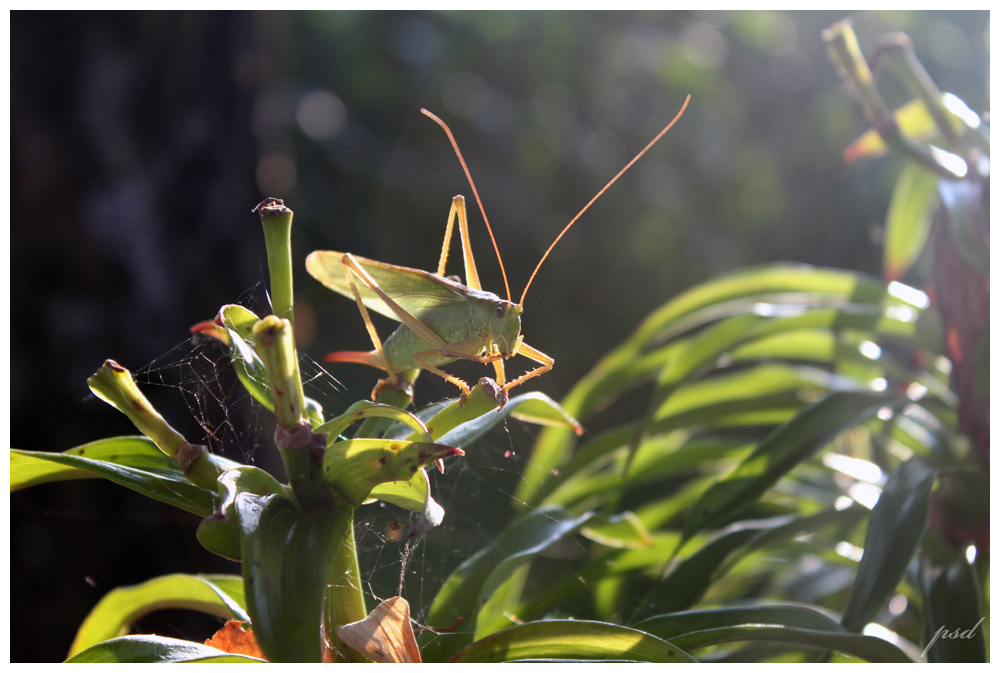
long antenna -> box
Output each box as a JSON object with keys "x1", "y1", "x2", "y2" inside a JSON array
[
  {"x1": 519, "y1": 94, "x2": 691, "y2": 307},
  {"x1": 421, "y1": 109, "x2": 512, "y2": 304}
]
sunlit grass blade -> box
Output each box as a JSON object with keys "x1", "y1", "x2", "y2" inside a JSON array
[
  {"x1": 421, "y1": 505, "x2": 593, "y2": 661},
  {"x1": 449, "y1": 620, "x2": 695, "y2": 662},
  {"x1": 68, "y1": 574, "x2": 247, "y2": 657},
  {"x1": 683, "y1": 390, "x2": 904, "y2": 540},
  {"x1": 65, "y1": 635, "x2": 265, "y2": 662}
]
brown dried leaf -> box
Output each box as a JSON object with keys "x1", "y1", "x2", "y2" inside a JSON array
[
  {"x1": 336, "y1": 597, "x2": 422, "y2": 663},
  {"x1": 204, "y1": 620, "x2": 267, "y2": 660}
]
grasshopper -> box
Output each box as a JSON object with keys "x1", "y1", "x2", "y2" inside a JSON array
[{"x1": 306, "y1": 95, "x2": 690, "y2": 407}]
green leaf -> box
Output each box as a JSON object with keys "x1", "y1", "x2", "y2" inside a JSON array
[
  {"x1": 883, "y1": 163, "x2": 939, "y2": 282},
  {"x1": 68, "y1": 574, "x2": 247, "y2": 657},
  {"x1": 633, "y1": 515, "x2": 795, "y2": 620},
  {"x1": 236, "y1": 493, "x2": 354, "y2": 662},
  {"x1": 672, "y1": 626, "x2": 912, "y2": 662},
  {"x1": 922, "y1": 550, "x2": 986, "y2": 662},
  {"x1": 421, "y1": 506, "x2": 593, "y2": 660},
  {"x1": 684, "y1": 390, "x2": 903, "y2": 539},
  {"x1": 323, "y1": 438, "x2": 462, "y2": 507},
  {"x1": 366, "y1": 468, "x2": 430, "y2": 512},
  {"x1": 580, "y1": 511, "x2": 654, "y2": 549},
  {"x1": 10, "y1": 438, "x2": 227, "y2": 517},
  {"x1": 449, "y1": 620, "x2": 695, "y2": 662},
  {"x1": 317, "y1": 401, "x2": 431, "y2": 444},
  {"x1": 841, "y1": 457, "x2": 936, "y2": 632},
  {"x1": 636, "y1": 602, "x2": 846, "y2": 639},
  {"x1": 429, "y1": 391, "x2": 581, "y2": 446},
  {"x1": 517, "y1": 264, "x2": 889, "y2": 506},
  {"x1": 196, "y1": 466, "x2": 288, "y2": 561},
  {"x1": 65, "y1": 635, "x2": 264, "y2": 662}
]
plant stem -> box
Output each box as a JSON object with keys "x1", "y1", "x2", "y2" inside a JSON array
[
  {"x1": 871, "y1": 32, "x2": 981, "y2": 173},
  {"x1": 822, "y1": 21, "x2": 962, "y2": 180},
  {"x1": 323, "y1": 515, "x2": 370, "y2": 662},
  {"x1": 355, "y1": 369, "x2": 420, "y2": 439},
  {"x1": 255, "y1": 198, "x2": 296, "y2": 326}
]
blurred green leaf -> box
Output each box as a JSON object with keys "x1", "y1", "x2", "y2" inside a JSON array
[
  {"x1": 922, "y1": 550, "x2": 986, "y2": 662},
  {"x1": 672, "y1": 625, "x2": 912, "y2": 662},
  {"x1": 633, "y1": 515, "x2": 795, "y2": 621},
  {"x1": 518, "y1": 264, "x2": 901, "y2": 507},
  {"x1": 421, "y1": 506, "x2": 593, "y2": 660},
  {"x1": 841, "y1": 457, "x2": 936, "y2": 632},
  {"x1": 449, "y1": 620, "x2": 695, "y2": 662},
  {"x1": 10, "y1": 439, "x2": 229, "y2": 517},
  {"x1": 580, "y1": 511, "x2": 654, "y2": 549},
  {"x1": 65, "y1": 635, "x2": 264, "y2": 662},
  {"x1": 68, "y1": 574, "x2": 247, "y2": 657},
  {"x1": 883, "y1": 163, "x2": 939, "y2": 282},
  {"x1": 635, "y1": 602, "x2": 912, "y2": 660},
  {"x1": 684, "y1": 390, "x2": 903, "y2": 539}
]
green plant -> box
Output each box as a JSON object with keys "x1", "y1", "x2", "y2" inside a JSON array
[{"x1": 10, "y1": 21, "x2": 987, "y2": 664}]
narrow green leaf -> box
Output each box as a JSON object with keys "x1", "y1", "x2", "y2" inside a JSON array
[
  {"x1": 684, "y1": 390, "x2": 903, "y2": 539},
  {"x1": 841, "y1": 457, "x2": 936, "y2": 632},
  {"x1": 65, "y1": 635, "x2": 264, "y2": 662},
  {"x1": 884, "y1": 163, "x2": 939, "y2": 282},
  {"x1": 636, "y1": 603, "x2": 846, "y2": 639},
  {"x1": 237, "y1": 493, "x2": 354, "y2": 662},
  {"x1": 10, "y1": 440, "x2": 226, "y2": 517},
  {"x1": 580, "y1": 511, "x2": 654, "y2": 549},
  {"x1": 421, "y1": 506, "x2": 593, "y2": 661},
  {"x1": 517, "y1": 264, "x2": 889, "y2": 507},
  {"x1": 317, "y1": 401, "x2": 431, "y2": 444},
  {"x1": 68, "y1": 574, "x2": 247, "y2": 656},
  {"x1": 922, "y1": 550, "x2": 986, "y2": 662},
  {"x1": 449, "y1": 620, "x2": 695, "y2": 662},
  {"x1": 671, "y1": 625, "x2": 912, "y2": 662},
  {"x1": 433, "y1": 391, "x2": 581, "y2": 446},
  {"x1": 633, "y1": 516, "x2": 795, "y2": 621}
]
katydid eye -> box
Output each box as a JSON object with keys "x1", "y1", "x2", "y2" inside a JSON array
[{"x1": 494, "y1": 305, "x2": 505, "y2": 318}]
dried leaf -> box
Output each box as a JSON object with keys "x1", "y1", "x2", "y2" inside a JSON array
[
  {"x1": 204, "y1": 620, "x2": 267, "y2": 660},
  {"x1": 337, "y1": 597, "x2": 422, "y2": 663}
]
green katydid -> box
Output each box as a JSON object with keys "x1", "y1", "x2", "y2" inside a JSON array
[{"x1": 306, "y1": 95, "x2": 690, "y2": 409}]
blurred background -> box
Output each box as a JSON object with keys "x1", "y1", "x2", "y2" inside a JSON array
[{"x1": 10, "y1": 11, "x2": 989, "y2": 661}]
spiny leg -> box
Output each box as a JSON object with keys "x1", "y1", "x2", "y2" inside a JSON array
[
  {"x1": 412, "y1": 338, "x2": 504, "y2": 404},
  {"x1": 500, "y1": 339, "x2": 554, "y2": 394}
]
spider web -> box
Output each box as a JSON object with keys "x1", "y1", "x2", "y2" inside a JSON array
[{"x1": 131, "y1": 285, "x2": 593, "y2": 641}]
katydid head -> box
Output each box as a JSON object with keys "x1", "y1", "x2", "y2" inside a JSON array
[
  {"x1": 489, "y1": 300, "x2": 523, "y2": 357},
  {"x1": 423, "y1": 95, "x2": 690, "y2": 313}
]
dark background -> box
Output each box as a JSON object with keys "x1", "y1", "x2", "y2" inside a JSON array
[{"x1": 10, "y1": 11, "x2": 988, "y2": 661}]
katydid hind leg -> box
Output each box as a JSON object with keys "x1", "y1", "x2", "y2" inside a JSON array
[{"x1": 436, "y1": 195, "x2": 482, "y2": 290}]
